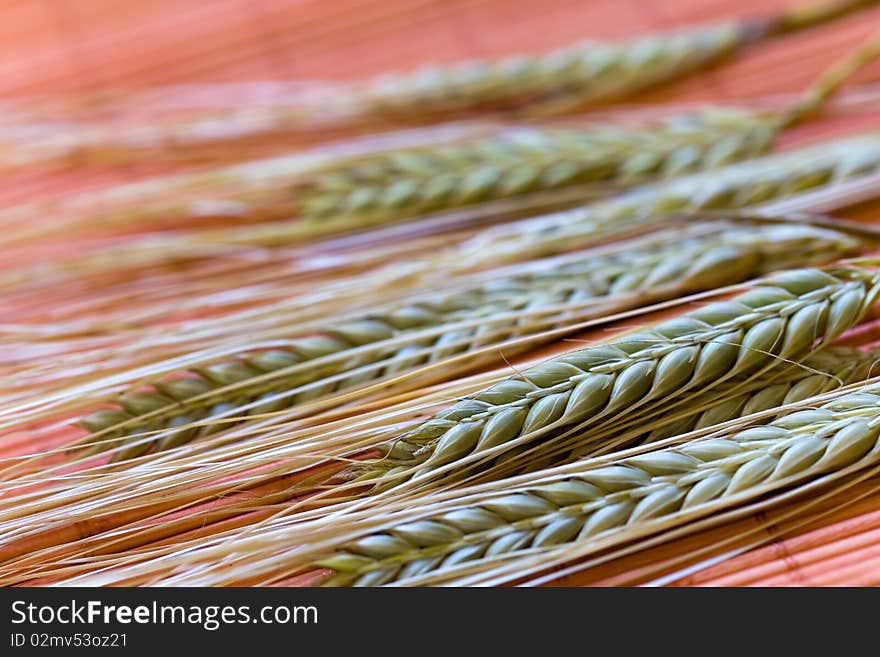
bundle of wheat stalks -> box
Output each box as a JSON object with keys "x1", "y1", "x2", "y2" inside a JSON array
[{"x1": 6, "y1": 0, "x2": 880, "y2": 588}]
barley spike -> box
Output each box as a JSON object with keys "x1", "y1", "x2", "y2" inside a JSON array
[
  {"x1": 355, "y1": 0, "x2": 875, "y2": 119},
  {"x1": 320, "y1": 383, "x2": 880, "y2": 585},
  {"x1": 299, "y1": 28, "x2": 880, "y2": 225},
  {"x1": 366, "y1": 264, "x2": 880, "y2": 487},
  {"x1": 78, "y1": 219, "x2": 863, "y2": 458},
  {"x1": 458, "y1": 136, "x2": 880, "y2": 267},
  {"x1": 637, "y1": 346, "x2": 880, "y2": 444},
  {"x1": 296, "y1": 109, "x2": 776, "y2": 222}
]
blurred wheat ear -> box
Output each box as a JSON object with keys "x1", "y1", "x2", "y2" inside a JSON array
[{"x1": 352, "y1": 0, "x2": 877, "y2": 120}]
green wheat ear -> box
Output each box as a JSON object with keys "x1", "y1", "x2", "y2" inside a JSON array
[
  {"x1": 364, "y1": 265, "x2": 880, "y2": 491},
  {"x1": 458, "y1": 135, "x2": 880, "y2": 268},
  {"x1": 319, "y1": 384, "x2": 880, "y2": 586},
  {"x1": 351, "y1": 0, "x2": 876, "y2": 120},
  {"x1": 298, "y1": 27, "x2": 880, "y2": 227},
  {"x1": 76, "y1": 218, "x2": 863, "y2": 460}
]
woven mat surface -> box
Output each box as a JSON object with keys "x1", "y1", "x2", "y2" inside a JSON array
[{"x1": 7, "y1": 0, "x2": 880, "y2": 586}]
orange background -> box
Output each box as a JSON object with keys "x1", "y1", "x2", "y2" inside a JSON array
[
  {"x1": 6, "y1": 0, "x2": 880, "y2": 586},
  {"x1": 0, "y1": 1, "x2": 876, "y2": 98}
]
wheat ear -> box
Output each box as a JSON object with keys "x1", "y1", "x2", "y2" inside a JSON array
[
  {"x1": 0, "y1": 0, "x2": 869, "y2": 175},
  {"x1": 12, "y1": 128, "x2": 880, "y2": 296},
  {"x1": 636, "y1": 346, "x2": 880, "y2": 444},
  {"x1": 356, "y1": 0, "x2": 875, "y2": 119},
  {"x1": 298, "y1": 29, "x2": 880, "y2": 224},
  {"x1": 363, "y1": 265, "x2": 880, "y2": 489},
  {"x1": 77, "y1": 220, "x2": 863, "y2": 459},
  {"x1": 553, "y1": 345, "x2": 880, "y2": 465},
  {"x1": 295, "y1": 110, "x2": 775, "y2": 222},
  {"x1": 457, "y1": 135, "x2": 880, "y2": 268},
  {"x1": 318, "y1": 382, "x2": 880, "y2": 586}
]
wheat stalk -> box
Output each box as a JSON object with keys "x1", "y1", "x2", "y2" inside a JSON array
[
  {"x1": 5, "y1": 128, "x2": 880, "y2": 317},
  {"x1": 0, "y1": 0, "x2": 869, "y2": 177},
  {"x1": 0, "y1": 312, "x2": 874, "y2": 572},
  {"x1": 2, "y1": 1, "x2": 880, "y2": 590},
  {"x1": 44, "y1": 371, "x2": 880, "y2": 587},
  {"x1": 359, "y1": 21, "x2": 746, "y2": 116},
  {"x1": 4, "y1": 28, "x2": 878, "y2": 279},
  {"x1": 240, "y1": 133, "x2": 880, "y2": 249},
  {"x1": 316, "y1": 382, "x2": 880, "y2": 586},
  {"x1": 74, "y1": 220, "x2": 864, "y2": 460},
  {"x1": 361, "y1": 264, "x2": 880, "y2": 491},
  {"x1": 0, "y1": 216, "x2": 823, "y2": 423},
  {"x1": 499, "y1": 343, "x2": 880, "y2": 474}
]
